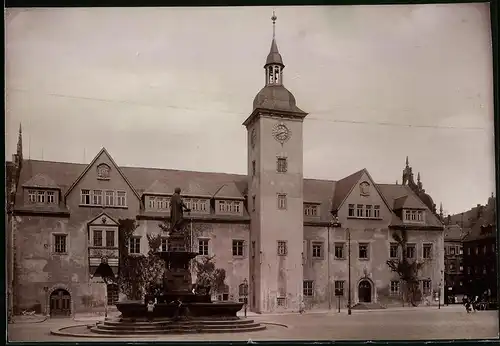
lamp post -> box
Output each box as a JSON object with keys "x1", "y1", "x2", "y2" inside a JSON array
[
  {"x1": 327, "y1": 215, "x2": 342, "y2": 311},
  {"x1": 347, "y1": 228, "x2": 352, "y2": 315},
  {"x1": 438, "y1": 269, "x2": 443, "y2": 309}
]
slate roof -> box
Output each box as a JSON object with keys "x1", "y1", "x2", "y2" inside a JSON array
[
  {"x1": 444, "y1": 224, "x2": 467, "y2": 242},
  {"x1": 22, "y1": 173, "x2": 59, "y2": 189},
  {"x1": 11, "y1": 157, "x2": 443, "y2": 229}
]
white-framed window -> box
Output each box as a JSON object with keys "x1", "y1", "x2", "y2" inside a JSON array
[
  {"x1": 277, "y1": 157, "x2": 288, "y2": 173},
  {"x1": 312, "y1": 242, "x2": 324, "y2": 259},
  {"x1": 149, "y1": 196, "x2": 156, "y2": 209},
  {"x1": 390, "y1": 243, "x2": 399, "y2": 258},
  {"x1": 233, "y1": 201, "x2": 241, "y2": 213},
  {"x1": 335, "y1": 280, "x2": 345, "y2": 296},
  {"x1": 128, "y1": 237, "x2": 141, "y2": 254},
  {"x1": 161, "y1": 238, "x2": 168, "y2": 252},
  {"x1": 404, "y1": 210, "x2": 411, "y2": 221},
  {"x1": 28, "y1": 190, "x2": 37, "y2": 203},
  {"x1": 390, "y1": 281, "x2": 400, "y2": 295},
  {"x1": 218, "y1": 201, "x2": 226, "y2": 212},
  {"x1": 92, "y1": 190, "x2": 103, "y2": 206},
  {"x1": 37, "y1": 190, "x2": 45, "y2": 203},
  {"x1": 304, "y1": 204, "x2": 319, "y2": 217},
  {"x1": 373, "y1": 205, "x2": 380, "y2": 218},
  {"x1": 359, "y1": 243, "x2": 369, "y2": 260},
  {"x1": 93, "y1": 230, "x2": 103, "y2": 247},
  {"x1": 356, "y1": 204, "x2": 363, "y2": 217},
  {"x1": 277, "y1": 240, "x2": 287, "y2": 256},
  {"x1": 334, "y1": 243, "x2": 345, "y2": 259},
  {"x1": 303, "y1": 280, "x2": 314, "y2": 297},
  {"x1": 105, "y1": 230, "x2": 115, "y2": 247},
  {"x1": 348, "y1": 204, "x2": 355, "y2": 217},
  {"x1": 54, "y1": 234, "x2": 67, "y2": 254},
  {"x1": 277, "y1": 297, "x2": 286, "y2": 307},
  {"x1": 422, "y1": 280, "x2": 431, "y2": 295},
  {"x1": 417, "y1": 210, "x2": 423, "y2": 221},
  {"x1": 81, "y1": 189, "x2": 91, "y2": 205},
  {"x1": 232, "y1": 240, "x2": 244, "y2": 257},
  {"x1": 198, "y1": 239, "x2": 209, "y2": 256},
  {"x1": 47, "y1": 191, "x2": 55, "y2": 204},
  {"x1": 277, "y1": 194, "x2": 287, "y2": 210},
  {"x1": 365, "y1": 205, "x2": 372, "y2": 218},
  {"x1": 105, "y1": 191, "x2": 115, "y2": 206},
  {"x1": 423, "y1": 244, "x2": 432, "y2": 259},
  {"x1": 116, "y1": 191, "x2": 127, "y2": 207}
]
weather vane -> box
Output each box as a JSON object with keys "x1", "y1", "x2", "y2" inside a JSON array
[{"x1": 271, "y1": 10, "x2": 277, "y2": 38}]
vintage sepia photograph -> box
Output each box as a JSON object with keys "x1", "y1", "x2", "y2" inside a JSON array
[{"x1": 5, "y1": 3, "x2": 498, "y2": 342}]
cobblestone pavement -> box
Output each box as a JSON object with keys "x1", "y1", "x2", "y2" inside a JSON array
[{"x1": 8, "y1": 307, "x2": 499, "y2": 342}]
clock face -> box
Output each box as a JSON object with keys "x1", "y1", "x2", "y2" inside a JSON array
[
  {"x1": 251, "y1": 129, "x2": 257, "y2": 148},
  {"x1": 272, "y1": 123, "x2": 291, "y2": 143}
]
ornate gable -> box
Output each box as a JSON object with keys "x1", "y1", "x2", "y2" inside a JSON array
[{"x1": 88, "y1": 212, "x2": 119, "y2": 226}]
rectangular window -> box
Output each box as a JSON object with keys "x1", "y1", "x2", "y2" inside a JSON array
[
  {"x1": 304, "y1": 204, "x2": 318, "y2": 217},
  {"x1": 161, "y1": 238, "x2": 168, "y2": 252},
  {"x1": 28, "y1": 190, "x2": 36, "y2": 203},
  {"x1": 117, "y1": 191, "x2": 126, "y2": 206},
  {"x1": 303, "y1": 280, "x2": 314, "y2": 297},
  {"x1": 93, "y1": 230, "x2": 103, "y2": 247},
  {"x1": 252, "y1": 195, "x2": 256, "y2": 211},
  {"x1": 81, "y1": 189, "x2": 91, "y2": 205},
  {"x1": 356, "y1": 204, "x2": 363, "y2": 217},
  {"x1": 365, "y1": 205, "x2": 372, "y2": 218},
  {"x1": 348, "y1": 204, "x2": 355, "y2": 217},
  {"x1": 277, "y1": 194, "x2": 287, "y2": 210},
  {"x1": 105, "y1": 191, "x2": 115, "y2": 206},
  {"x1": 234, "y1": 201, "x2": 241, "y2": 213},
  {"x1": 277, "y1": 157, "x2": 288, "y2": 173},
  {"x1": 218, "y1": 201, "x2": 226, "y2": 212},
  {"x1": 406, "y1": 244, "x2": 416, "y2": 259},
  {"x1": 37, "y1": 190, "x2": 45, "y2": 203},
  {"x1": 359, "y1": 243, "x2": 369, "y2": 260},
  {"x1": 107, "y1": 284, "x2": 119, "y2": 305},
  {"x1": 106, "y1": 230, "x2": 115, "y2": 247},
  {"x1": 390, "y1": 243, "x2": 399, "y2": 258},
  {"x1": 198, "y1": 239, "x2": 209, "y2": 256},
  {"x1": 422, "y1": 280, "x2": 431, "y2": 295},
  {"x1": 390, "y1": 281, "x2": 400, "y2": 295},
  {"x1": 404, "y1": 210, "x2": 411, "y2": 221},
  {"x1": 423, "y1": 244, "x2": 432, "y2": 259},
  {"x1": 450, "y1": 247, "x2": 456, "y2": 255},
  {"x1": 312, "y1": 242, "x2": 323, "y2": 259},
  {"x1": 277, "y1": 241, "x2": 288, "y2": 256},
  {"x1": 334, "y1": 280, "x2": 345, "y2": 296},
  {"x1": 252, "y1": 160, "x2": 256, "y2": 176},
  {"x1": 232, "y1": 240, "x2": 244, "y2": 257},
  {"x1": 459, "y1": 246, "x2": 464, "y2": 255},
  {"x1": 251, "y1": 241, "x2": 256, "y2": 258},
  {"x1": 54, "y1": 234, "x2": 67, "y2": 253},
  {"x1": 417, "y1": 211, "x2": 423, "y2": 221},
  {"x1": 185, "y1": 199, "x2": 192, "y2": 210},
  {"x1": 226, "y1": 202, "x2": 233, "y2": 213},
  {"x1": 92, "y1": 190, "x2": 102, "y2": 206},
  {"x1": 47, "y1": 191, "x2": 55, "y2": 204},
  {"x1": 149, "y1": 197, "x2": 156, "y2": 209},
  {"x1": 128, "y1": 237, "x2": 141, "y2": 254},
  {"x1": 334, "y1": 243, "x2": 345, "y2": 259},
  {"x1": 374, "y1": 205, "x2": 380, "y2": 218},
  {"x1": 277, "y1": 297, "x2": 286, "y2": 307}
]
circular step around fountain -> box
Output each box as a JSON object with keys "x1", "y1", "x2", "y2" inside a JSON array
[{"x1": 88, "y1": 317, "x2": 266, "y2": 335}]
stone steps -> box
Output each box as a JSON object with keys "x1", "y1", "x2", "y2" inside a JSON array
[{"x1": 88, "y1": 318, "x2": 266, "y2": 335}]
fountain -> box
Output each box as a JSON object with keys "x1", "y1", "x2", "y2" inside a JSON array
[{"x1": 87, "y1": 188, "x2": 265, "y2": 335}]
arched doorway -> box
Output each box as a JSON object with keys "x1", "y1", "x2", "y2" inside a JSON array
[
  {"x1": 49, "y1": 289, "x2": 71, "y2": 317},
  {"x1": 358, "y1": 280, "x2": 372, "y2": 303}
]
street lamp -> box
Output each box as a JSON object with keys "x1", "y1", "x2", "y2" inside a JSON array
[
  {"x1": 327, "y1": 215, "x2": 342, "y2": 311},
  {"x1": 240, "y1": 278, "x2": 248, "y2": 318},
  {"x1": 438, "y1": 269, "x2": 444, "y2": 309},
  {"x1": 347, "y1": 228, "x2": 352, "y2": 315}
]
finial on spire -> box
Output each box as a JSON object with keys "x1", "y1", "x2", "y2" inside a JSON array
[
  {"x1": 405, "y1": 156, "x2": 409, "y2": 167},
  {"x1": 271, "y1": 10, "x2": 277, "y2": 38},
  {"x1": 417, "y1": 172, "x2": 421, "y2": 182}
]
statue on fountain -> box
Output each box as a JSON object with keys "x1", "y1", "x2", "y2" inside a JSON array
[{"x1": 169, "y1": 187, "x2": 191, "y2": 234}]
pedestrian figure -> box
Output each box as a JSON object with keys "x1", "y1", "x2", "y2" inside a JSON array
[
  {"x1": 299, "y1": 298, "x2": 305, "y2": 314},
  {"x1": 147, "y1": 299, "x2": 155, "y2": 321}
]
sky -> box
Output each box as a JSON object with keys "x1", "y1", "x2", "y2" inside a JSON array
[{"x1": 5, "y1": 4, "x2": 496, "y2": 216}]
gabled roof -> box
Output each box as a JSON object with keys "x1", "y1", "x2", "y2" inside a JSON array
[
  {"x1": 331, "y1": 169, "x2": 365, "y2": 211},
  {"x1": 88, "y1": 212, "x2": 119, "y2": 226},
  {"x1": 393, "y1": 194, "x2": 427, "y2": 210},
  {"x1": 63, "y1": 148, "x2": 141, "y2": 202},
  {"x1": 22, "y1": 173, "x2": 59, "y2": 189},
  {"x1": 444, "y1": 224, "x2": 467, "y2": 241}
]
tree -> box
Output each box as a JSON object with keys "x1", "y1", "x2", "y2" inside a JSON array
[
  {"x1": 386, "y1": 229, "x2": 425, "y2": 307},
  {"x1": 117, "y1": 219, "x2": 165, "y2": 300},
  {"x1": 194, "y1": 255, "x2": 227, "y2": 296}
]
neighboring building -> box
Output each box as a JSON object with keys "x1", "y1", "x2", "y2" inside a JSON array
[
  {"x1": 443, "y1": 224, "x2": 467, "y2": 304},
  {"x1": 463, "y1": 195, "x2": 497, "y2": 301},
  {"x1": 6, "y1": 16, "x2": 445, "y2": 316}
]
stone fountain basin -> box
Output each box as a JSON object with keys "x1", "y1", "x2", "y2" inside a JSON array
[{"x1": 116, "y1": 301, "x2": 244, "y2": 319}]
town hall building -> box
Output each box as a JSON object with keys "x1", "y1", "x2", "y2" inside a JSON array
[{"x1": 6, "y1": 15, "x2": 445, "y2": 317}]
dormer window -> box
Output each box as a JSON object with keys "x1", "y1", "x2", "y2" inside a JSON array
[
  {"x1": 304, "y1": 204, "x2": 319, "y2": 217},
  {"x1": 217, "y1": 200, "x2": 242, "y2": 215},
  {"x1": 27, "y1": 189, "x2": 58, "y2": 205},
  {"x1": 403, "y1": 209, "x2": 424, "y2": 223}
]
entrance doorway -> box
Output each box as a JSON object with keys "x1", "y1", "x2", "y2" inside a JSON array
[
  {"x1": 49, "y1": 289, "x2": 71, "y2": 317},
  {"x1": 358, "y1": 280, "x2": 372, "y2": 303}
]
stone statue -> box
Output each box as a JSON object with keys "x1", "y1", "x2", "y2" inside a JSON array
[{"x1": 170, "y1": 187, "x2": 191, "y2": 233}]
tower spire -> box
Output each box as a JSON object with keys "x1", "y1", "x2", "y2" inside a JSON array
[
  {"x1": 17, "y1": 123, "x2": 23, "y2": 161},
  {"x1": 405, "y1": 156, "x2": 409, "y2": 167}
]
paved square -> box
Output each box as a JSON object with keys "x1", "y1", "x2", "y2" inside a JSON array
[{"x1": 8, "y1": 307, "x2": 499, "y2": 342}]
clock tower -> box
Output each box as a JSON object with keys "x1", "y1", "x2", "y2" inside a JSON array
[{"x1": 243, "y1": 12, "x2": 308, "y2": 313}]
